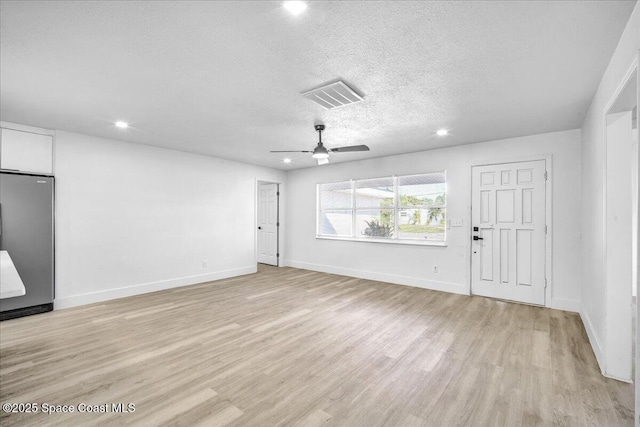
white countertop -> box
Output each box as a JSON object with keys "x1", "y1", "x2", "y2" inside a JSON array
[{"x1": 0, "y1": 250, "x2": 26, "y2": 299}]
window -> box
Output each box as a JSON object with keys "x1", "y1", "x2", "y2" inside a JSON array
[
  {"x1": 318, "y1": 181, "x2": 353, "y2": 237},
  {"x1": 317, "y1": 172, "x2": 446, "y2": 244},
  {"x1": 356, "y1": 177, "x2": 395, "y2": 238}
]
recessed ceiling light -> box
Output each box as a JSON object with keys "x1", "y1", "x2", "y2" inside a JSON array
[
  {"x1": 436, "y1": 129, "x2": 448, "y2": 136},
  {"x1": 283, "y1": 1, "x2": 307, "y2": 16},
  {"x1": 115, "y1": 121, "x2": 129, "y2": 129},
  {"x1": 283, "y1": 158, "x2": 292, "y2": 163}
]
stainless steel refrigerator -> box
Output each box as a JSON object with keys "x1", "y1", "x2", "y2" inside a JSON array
[{"x1": 0, "y1": 172, "x2": 54, "y2": 320}]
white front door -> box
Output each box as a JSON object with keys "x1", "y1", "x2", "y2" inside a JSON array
[
  {"x1": 471, "y1": 160, "x2": 546, "y2": 305},
  {"x1": 258, "y1": 183, "x2": 279, "y2": 266}
]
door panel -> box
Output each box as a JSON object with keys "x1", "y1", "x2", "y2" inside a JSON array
[
  {"x1": 258, "y1": 183, "x2": 278, "y2": 266},
  {"x1": 496, "y1": 189, "x2": 514, "y2": 223},
  {"x1": 481, "y1": 231, "x2": 493, "y2": 281},
  {"x1": 500, "y1": 229, "x2": 509, "y2": 283},
  {"x1": 480, "y1": 191, "x2": 491, "y2": 223},
  {"x1": 517, "y1": 229, "x2": 533, "y2": 286},
  {"x1": 471, "y1": 160, "x2": 546, "y2": 305}
]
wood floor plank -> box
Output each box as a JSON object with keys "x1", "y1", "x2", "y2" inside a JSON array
[
  {"x1": 138, "y1": 387, "x2": 218, "y2": 426},
  {"x1": 293, "y1": 408, "x2": 333, "y2": 427},
  {"x1": 192, "y1": 404, "x2": 244, "y2": 427},
  {"x1": 0, "y1": 265, "x2": 634, "y2": 426}
]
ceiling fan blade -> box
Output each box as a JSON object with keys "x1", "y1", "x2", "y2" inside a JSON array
[
  {"x1": 317, "y1": 157, "x2": 329, "y2": 166},
  {"x1": 329, "y1": 145, "x2": 370, "y2": 153},
  {"x1": 269, "y1": 150, "x2": 312, "y2": 153}
]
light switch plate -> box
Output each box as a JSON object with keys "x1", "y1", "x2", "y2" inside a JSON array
[{"x1": 450, "y1": 219, "x2": 464, "y2": 227}]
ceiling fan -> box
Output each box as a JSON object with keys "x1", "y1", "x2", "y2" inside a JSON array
[{"x1": 270, "y1": 124, "x2": 370, "y2": 165}]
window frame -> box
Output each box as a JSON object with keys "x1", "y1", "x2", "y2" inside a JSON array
[{"x1": 316, "y1": 171, "x2": 447, "y2": 246}]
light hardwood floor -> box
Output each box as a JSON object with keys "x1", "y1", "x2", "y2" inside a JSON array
[{"x1": 0, "y1": 266, "x2": 634, "y2": 426}]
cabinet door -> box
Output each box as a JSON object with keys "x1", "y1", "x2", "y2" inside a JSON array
[{"x1": 0, "y1": 128, "x2": 53, "y2": 174}]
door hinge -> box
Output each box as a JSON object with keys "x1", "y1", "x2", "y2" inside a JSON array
[
  {"x1": 544, "y1": 171, "x2": 548, "y2": 181},
  {"x1": 276, "y1": 253, "x2": 280, "y2": 257},
  {"x1": 545, "y1": 225, "x2": 548, "y2": 234},
  {"x1": 277, "y1": 192, "x2": 280, "y2": 196},
  {"x1": 277, "y1": 222, "x2": 280, "y2": 227},
  {"x1": 544, "y1": 277, "x2": 547, "y2": 288}
]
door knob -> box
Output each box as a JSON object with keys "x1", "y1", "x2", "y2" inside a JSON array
[
  {"x1": 258, "y1": 226, "x2": 262, "y2": 230},
  {"x1": 473, "y1": 236, "x2": 483, "y2": 240}
]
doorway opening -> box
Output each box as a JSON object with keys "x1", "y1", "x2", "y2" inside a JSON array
[
  {"x1": 603, "y1": 65, "x2": 637, "y2": 383},
  {"x1": 257, "y1": 181, "x2": 281, "y2": 267}
]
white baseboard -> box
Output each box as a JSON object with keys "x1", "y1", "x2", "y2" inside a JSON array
[
  {"x1": 602, "y1": 372, "x2": 633, "y2": 383},
  {"x1": 54, "y1": 266, "x2": 257, "y2": 310},
  {"x1": 285, "y1": 260, "x2": 468, "y2": 295},
  {"x1": 549, "y1": 297, "x2": 580, "y2": 313},
  {"x1": 580, "y1": 304, "x2": 605, "y2": 375}
]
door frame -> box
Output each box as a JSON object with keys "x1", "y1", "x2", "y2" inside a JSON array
[
  {"x1": 468, "y1": 154, "x2": 553, "y2": 308},
  {"x1": 601, "y1": 55, "x2": 638, "y2": 383},
  {"x1": 255, "y1": 179, "x2": 284, "y2": 267}
]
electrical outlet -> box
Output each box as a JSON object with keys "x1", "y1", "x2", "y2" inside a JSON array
[
  {"x1": 202, "y1": 260, "x2": 208, "y2": 269},
  {"x1": 433, "y1": 265, "x2": 438, "y2": 274}
]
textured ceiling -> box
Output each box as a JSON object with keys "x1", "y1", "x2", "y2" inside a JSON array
[{"x1": 0, "y1": 1, "x2": 636, "y2": 169}]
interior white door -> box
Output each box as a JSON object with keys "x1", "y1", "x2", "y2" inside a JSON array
[
  {"x1": 258, "y1": 183, "x2": 279, "y2": 266},
  {"x1": 471, "y1": 160, "x2": 546, "y2": 305}
]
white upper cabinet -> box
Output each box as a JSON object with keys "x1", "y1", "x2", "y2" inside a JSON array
[{"x1": 0, "y1": 128, "x2": 53, "y2": 174}]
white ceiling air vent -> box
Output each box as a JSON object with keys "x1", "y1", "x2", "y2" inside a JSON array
[{"x1": 301, "y1": 81, "x2": 364, "y2": 110}]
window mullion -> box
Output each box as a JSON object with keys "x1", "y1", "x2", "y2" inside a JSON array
[
  {"x1": 351, "y1": 179, "x2": 356, "y2": 238},
  {"x1": 394, "y1": 176, "x2": 399, "y2": 239}
]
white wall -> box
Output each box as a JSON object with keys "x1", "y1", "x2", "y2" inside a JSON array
[
  {"x1": 579, "y1": 3, "x2": 639, "y2": 377},
  {"x1": 54, "y1": 130, "x2": 285, "y2": 308},
  {"x1": 285, "y1": 129, "x2": 582, "y2": 311},
  {"x1": 605, "y1": 111, "x2": 634, "y2": 381}
]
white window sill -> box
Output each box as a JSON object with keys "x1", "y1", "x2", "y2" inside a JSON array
[{"x1": 316, "y1": 236, "x2": 448, "y2": 247}]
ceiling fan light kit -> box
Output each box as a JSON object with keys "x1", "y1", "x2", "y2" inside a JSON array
[{"x1": 311, "y1": 150, "x2": 329, "y2": 159}]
